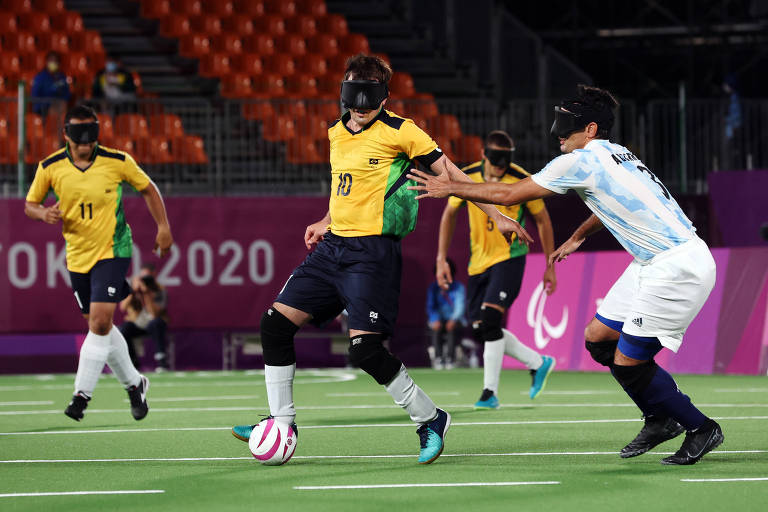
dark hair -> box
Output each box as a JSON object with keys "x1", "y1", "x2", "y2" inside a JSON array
[
  {"x1": 576, "y1": 84, "x2": 619, "y2": 139},
  {"x1": 45, "y1": 51, "x2": 60, "y2": 62},
  {"x1": 64, "y1": 104, "x2": 98, "y2": 124},
  {"x1": 141, "y1": 262, "x2": 157, "y2": 273},
  {"x1": 433, "y1": 257, "x2": 457, "y2": 278},
  {"x1": 344, "y1": 54, "x2": 392, "y2": 83},
  {"x1": 485, "y1": 130, "x2": 514, "y2": 149}
]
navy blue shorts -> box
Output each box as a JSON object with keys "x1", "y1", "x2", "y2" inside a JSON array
[
  {"x1": 69, "y1": 258, "x2": 132, "y2": 315},
  {"x1": 276, "y1": 233, "x2": 401, "y2": 334},
  {"x1": 467, "y1": 256, "x2": 526, "y2": 321}
]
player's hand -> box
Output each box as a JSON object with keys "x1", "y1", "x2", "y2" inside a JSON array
[
  {"x1": 154, "y1": 225, "x2": 173, "y2": 257},
  {"x1": 42, "y1": 201, "x2": 62, "y2": 224},
  {"x1": 543, "y1": 265, "x2": 557, "y2": 295},
  {"x1": 548, "y1": 237, "x2": 584, "y2": 265},
  {"x1": 495, "y1": 213, "x2": 534, "y2": 246},
  {"x1": 407, "y1": 168, "x2": 453, "y2": 199},
  {"x1": 436, "y1": 258, "x2": 453, "y2": 290},
  {"x1": 304, "y1": 219, "x2": 329, "y2": 250}
]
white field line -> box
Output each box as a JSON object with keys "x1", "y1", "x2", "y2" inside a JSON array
[
  {"x1": 518, "y1": 390, "x2": 618, "y2": 396},
  {"x1": 0, "y1": 490, "x2": 164, "y2": 498},
  {"x1": 2, "y1": 416, "x2": 768, "y2": 437},
  {"x1": 681, "y1": 477, "x2": 768, "y2": 483},
  {"x1": 0, "y1": 401, "x2": 54, "y2": 406},
  {"x1": 294, "y1": 481, "x2": 561, "y2": 490},
  {"x1": 714, "y1": 388, "x2": 768, "y2": 393},
  {"x1": 326, "y1": 392, "x2": 460, "y2": 397},
  {"x1": 121, "y1": 395, "x2": 257, "y2": 403},
  {"x1": 2, "y1": 450, "x2": 763, "y2": 464}
]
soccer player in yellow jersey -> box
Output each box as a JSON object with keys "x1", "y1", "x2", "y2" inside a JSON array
[
  {"x1": 24, "y1": 104, "x2": 173, "y2": 422},
  {"x1": 436, "y1": 130, "x2": 557, "y2": 409},
  {"x1": 232, "y1": 54, "x2": 532, "y2": 464}
]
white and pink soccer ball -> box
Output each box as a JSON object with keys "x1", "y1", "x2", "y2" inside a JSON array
[{"x1": 248, "y1": 417, "x2": 297, "y2": 466}]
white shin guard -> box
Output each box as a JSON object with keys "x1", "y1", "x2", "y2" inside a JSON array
[
  {"x1": 74, "y1": 331, "x2": 111, "y2": 396},
  {"x1": 107, "y1": 326, "x2": 141, "y2": 388},
  {"x1": 265, "y1": 364, "x2": 296, "y2": 424},
  {"x1": 502, "y1": 329, "x2": 543, "y2": 370},
  {"x1": 385, "y1": 365, "x2": 437, "y2": 424},
  {"x1": 482, "y1": 338, "x2": 505, "y2": 393}
]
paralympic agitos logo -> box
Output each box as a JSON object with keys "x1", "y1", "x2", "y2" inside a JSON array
[{"x1": 526, "y1": 283, "x2": 568, "y2": 349}]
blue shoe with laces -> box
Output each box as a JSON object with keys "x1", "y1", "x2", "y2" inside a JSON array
[
  {"x1": 529, "y1": 355, "x2": 556, "y2": 400},
  {"x1": 232, "y1": 415, "x2": 298, "y2": 442},
  {"x1": 417, "y1": 408, "x2": 451, "y2": 464},
  {"x1": 474, "y1": 388, "x2": 500, "y2": 409}
]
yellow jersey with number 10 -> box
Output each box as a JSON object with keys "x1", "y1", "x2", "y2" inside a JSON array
[
  {"x1": 26, "y1": 145, "x2": 151, "y2": 273},
  {"x1": 328, "y1": 109, "x2": 441, "y2": 239},
  {"x1": 448, "y1": 161, "x2": 545, "y2": 276}
]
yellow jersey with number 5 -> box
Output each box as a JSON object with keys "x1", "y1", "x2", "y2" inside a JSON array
[
  {"x1": 448, "y1": 161, "x2": 545, "y2": 276},
  {"x1": 26, "y1": 145, "x2": 151, "y2": 273},
  {"x1": 328, "y1": 109, "x2": 441, "y2": 239}
]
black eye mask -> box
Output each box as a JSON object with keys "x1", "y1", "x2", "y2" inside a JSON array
[
  {"x1": 65, "y1": 121, "x2": 100, "y2": 144},
  {"x1": 340, "y1": 80, "x2": 388, "y2": 111},
  {"x1": 484, "y1": 148, "x2": 514, "y2": 169},
  {"x1": 550, "y1": 100, "x2": 614, "y2": 139}
]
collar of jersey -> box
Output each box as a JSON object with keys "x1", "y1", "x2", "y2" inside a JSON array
[
  {"x1": 66, "y1": 142, "x2": 99, "y2": 172},
  {"x1": 341, "y1": 108, "x2": 386, "y2": 135}
]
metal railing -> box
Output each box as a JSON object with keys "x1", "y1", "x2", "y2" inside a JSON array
[{"x1": 1, "y1": 96, "x2": 765, "y2": 197}]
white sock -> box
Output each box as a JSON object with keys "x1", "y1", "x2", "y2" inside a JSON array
[
  {"x1": 74, "y1": 330, "x2": 111, "y2": 396},
  {"x1": 265, "y1": 364, "x2": 296, "y2": 424},
  {"x1": 482, "y1": 338, "x2": 505, "y2": 394},
  {"x1": 385, "y1": 365, "x2": 437, "y2": 424},
  {"x1": 502, "y1": 329, "x2": 543, "y2": 370},
  {"x1": 107, "y1": 326, "x2": 141, "y2": 388}
]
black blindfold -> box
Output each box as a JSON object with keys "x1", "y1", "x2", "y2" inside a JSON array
[
  {"x1": 340, "y1": 80, "x2": 388, "y2": 111},
  {"x1": 65, "y1": 121, "x2": 99, "y2": 144},
  {"x1": 550, "y1": 100, "x2": 614, "y2": 139},
  {"x1": 484, "y1": 147, "x2": 514, "y2": 169}
]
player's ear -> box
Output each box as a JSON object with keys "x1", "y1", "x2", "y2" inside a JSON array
[{"x1": 586, "y1": 122, "x2": 598, "y2": 138}]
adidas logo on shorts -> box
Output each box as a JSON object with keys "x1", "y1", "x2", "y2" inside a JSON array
[{"x1": 632, "y1": 317, "x2": 643, "y2": 328}]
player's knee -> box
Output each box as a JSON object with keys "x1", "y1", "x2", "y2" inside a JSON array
[
  {"x1": 611, "y1": 360, "x2": 658, "y2": 395},
  {"x1": 348, "y1": 333, "x2": 402, "y2": 385},
  {"x1": 88, "y1": 315, "x2": 111, "y2": 335},
  {"x1": 479, "y1": 306, "x2": 504, "y2": 341},
  {"x1": 260, "y1": 307, "x2": 300, "y2": 366},
  {"x1": 585, "y1": 340, "x2": 618, "y2": 367}
]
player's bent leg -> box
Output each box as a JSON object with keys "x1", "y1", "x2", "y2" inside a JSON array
[
  {"x1": 476, "y1": 305, "x2": 505, "y2": 409},
  {"x1": 69, "y1": 310, "x2": 115, "y2": 421}
]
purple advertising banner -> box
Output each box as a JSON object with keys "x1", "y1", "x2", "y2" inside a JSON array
[{"x1": 708, "y1": 170, "x2": 768, "y2": 247}]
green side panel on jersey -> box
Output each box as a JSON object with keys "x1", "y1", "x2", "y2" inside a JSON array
[
  {"x1": 508, "y1": 205, "x2": 530, "y2": 259},
  {"x1": 112, "y1": 183, "x2": 133, "y2": 258},
  {"x1": 382, "y1": 152, "x2": 419, "y2": 239}
]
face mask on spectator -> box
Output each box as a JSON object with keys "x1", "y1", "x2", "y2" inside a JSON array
[
  {"x1": 105, "y1": 61, "x2": 118, "y2": 73},
  {"x1": 47, "y1": 60, "x2": 59, "y2": 73}
]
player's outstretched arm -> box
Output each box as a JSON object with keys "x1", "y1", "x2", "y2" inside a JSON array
[
  {"x1": 140, "y1": 181, "x2": 173, "y2": 257},
  {"x1": 533, "y1": 208, "x2": 557, "y2": 295},
  {"x1": 548, "y1": 214, "x2": 603, "y2": 266},
  {"x1": 24, "y1": 201, "x2": 62, "y2": 224},
  {"x1": 305, "y1": 210, "x2": 331, "y2": 250},
  {"x1": 435, "y1": 202, "x2": 460, "y2": 289}
]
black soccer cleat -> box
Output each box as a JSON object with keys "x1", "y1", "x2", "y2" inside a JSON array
[
  {"x1": 127, "y1": 375, "x2": 150, "y2": 421},
  {"x1": 620, "y1": 416, "x2": 685, "y2": 458},
  {"x1": 661, "y1": 418, "x2": 724, "y2": 465},
  {"x1": 64, "y1": 392, "x2": 91, "y2": 421}
]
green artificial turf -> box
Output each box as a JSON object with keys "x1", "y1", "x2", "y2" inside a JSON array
[{"x1": 1, "y1": 369, "x2": 767, "y2": 511}]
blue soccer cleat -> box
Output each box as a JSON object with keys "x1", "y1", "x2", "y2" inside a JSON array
[
  {"x1": 474, "y1": 388, "x2": 500, "y2": 409},
  {"x1": 529, "y1": 355, "x2": 556, "y2": 400},
  {"x1": 417, "y1": 408, "x2": 451, "y2": 464},
  {"x1": 232, "y1": 415, "x2": 298, "y2": 442}
]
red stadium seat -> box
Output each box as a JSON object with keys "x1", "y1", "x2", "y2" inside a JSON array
[
  {"x1": 37, "y1": 32, "x2": 69, "y2": 54},
  {"x1": 17, "y1": 12, "x2": 50, "y2": 32},
  {"x1": 27, "y1": 136, "x2": 60, "y2": 164},
  {"x1": 286, "y1": 138, "x2": 324, "y2": 164},
  {"x1": 50, "y1": 11, "x2": 84, "y2": 32},
  {"x1": 390, "y1": 73, "x2": 416, "y2": 98},
  {"x1": 135, "y1": 138, "x2": 173, "y2": 164},
  {"x1": 294, "y1": 54, "x2": 327, "y2": 76},
  {"x1": 296, "y1": 115, "x2": 327, "y2": 140},
  {"x1": 294, "y1": 0, "x2": 326, "y2": 17},
  {"x1": 0, "y1": 11, "x2": 17, "y2": 32},
  {"x1": 63, "y1": 52, "x2": 89, "y2": 75},
  {"x1": 221, "y1": 16, "x2": 254, "y2": 36},
  {"x1": 229, "y1": 54, "x2": 262, "y2": 75},
  {"x1": 0, "y1": 54, "x2": 21, "y2": 77},
  {"x1": 316, "y1": 14, "x2": 347, "y2": 36},
  {"x1": 262, "y1": 115, "x2": 295, "y2": 141},
  {"x1": 115, "y1": 114, "x2": 150, "y2": 139},
  {"x1": 315, "y1": 71, "x2": 343, "y2": 98},
  {"x1": 324, "y1": 54, "x2": 350, "y2": 75},
  {"x1": 233, "y1": 0, "x2": 263, "y2": 16},
  {"x1": 96, "y1": 113, "x2": 114, "y2": 145},
  {"x1": 252, "y1": 15, "x2": 285, "y2": 36},
  {"x1": 198, "y1": 53, "x2": 230, "y2": 77},
  {"x1": 3, "y1": 32, "x2": 36, "y2": 53},
  {"x1": 34, "y1": 0, "x2": 65, "y2": 13},
  {"x1": 201, "y1": 0, "x2": 233, "y2": 16},
  {"x1": 140, "y1": 0, "x2": 171, "y2": 19},
  {"x1": 43, "y1": 107, "x2": 65, "y2": 136},
  {"x1": 454, "y1": 135, "x2": 483, "y2": 164},
  {"x1": 408, "y1": 97, "x2": 439, "y2": 119},
  {"x1": 251, "y1": 72, "x2": 285, "y2": 97},
  {"x1": 263, "y1": 0, "x2": 295, "y2": 17},
  {"x1": 20, "y1": 52, "x2": 45, "y2": 73},
  {"x1": 171, "y1": 135, "x2": 207, "y2": 163},
  {"x1": 241, "y1": 100, "x2": 274, "y2": 121},
  {"x1": 285, "y1": 73, "x2": 318, "y2": 97},
  {"x1": 306, "y1": 34, "x2": 338, "y2": 57},
  {"x1": 428, "y1": 114, "x2": 462, "y2": 141},
  {"x1": 242, "y1": 34, "x2": 275, "y2": 55},
  {"x1": 272, "y1": 98, "x2": 306, "y2": 118},
  {"x1": 179, "y1": 33, "x2": 211, "y2": 57},
  {"x1": 433, "y1": 136, "x2": 456, "y2": 162},
  {"x1": 2, "y1": 0, "x2": 31, "y2": 12},
  {"x1": 338, "y1": 33, "x2": 369, "y2": 55},
  {"x1": 0, "y1": 136, "x2": 18, "y2": 164},
  {"x1": 210, "y1": 34, "x2": 242, "y2": 54},
  {"x1": 69, "y1": 31, "x2": 104, "y2": 54},
  {"x1": 274, "y1": 34, "x2": 306, "y2": 56},
  {"x1": 263, "y1": 55, "x2": 295, "y2": 76},
  {"x1": 26, "y1": 114, "x2": 44, "y2": 140},
  {"x1": 306, "y1": 100, "x2": 339, "y2": 121},
  {"x1": 170, "y1": 0, "x2": 202, "y2": 16},
  {"x1": 221, "y1": 73, "x2": 253, "y2": 97},
  {"x1": 111, "y1": 136, "x2": 135, "y2": 154},
  {"x1": 189, "y1": 15, "x2": 221, "y2": 35},
  {"x1": 149, "y1": 114, "x2": 184, "y2": 138},
  {"x1": 160, "y1": 16, "x2": 191, "y2": 38},
  {"x1": 284, "y1": 15, "x2": 317, "y2": 37},
  {"x1": 0, "y1": 116, "x2": 7, "y2": 138}
]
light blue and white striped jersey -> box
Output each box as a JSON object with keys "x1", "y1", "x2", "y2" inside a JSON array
[{"x1": 531, "y1": 139, "x2": 695, "y2": 262}]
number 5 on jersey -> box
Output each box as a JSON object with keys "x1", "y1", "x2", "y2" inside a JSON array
[{"x1": 336, "y1": 173, "x2": 352, "y2": 196}]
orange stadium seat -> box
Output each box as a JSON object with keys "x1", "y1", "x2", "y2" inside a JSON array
[
  {"x1": 241, "y1": 100, "x2": 274, "y2": 121},
  {"x1": 115, "y1": 114, "x2": 150, "y2": 139},
  {"x1": 221, "y1": 16, "x2": 254, "y2": 36},
  {"x1": 264, "y1": 0, "x2": 295, "y2": 17},
  {"x1": 284, "y1": 15, "x2": 317, "y2": 37},
  {"x1": 285, "y1": 73, "x2": 318, "y2": 97},
  {"x1": 38, "y1": 32, "x2": 70, "y2": 54},
  {"x1": 295, "y1": 54, "x2": 327, "y2": 76},
  {"x1": 141, "y1": 0, "x2": 170, "y2": 19},
  {"x1": 198, "y1": 53, "x2": 230, "y2": 77},
  {"x1": 434, "y1": 136, "x2": 456, "y2": 161},
  {"x1": 4, "y1": 32, "x2": 36, "y2": 53},
  {"x1": 286, "y1": 138, "x2": 324, "y2": 164},
  {"x1": 27, "y1": 136, "x2": 60, "y2": 164},
  {"x1": 136, "y1": 138, "x2": 173, "y2": 164},
  {"x1": 251, "y1": 73, "x2": 285, "y2": 97},
  {"x1": 229, "y1": 54, "x2": 262, "y2": 75},
  {"x1": 428, "y1": 114, "x2": 462, "y2": 141},
  {"x1": 43, "y1": 108, "x2": 65, "y2": 135},
  {"x1": 19, "y1": 52, "x2": 45, "y2": 73},
  {"x1": 149, "y1": 114, "x2": 184, "y2": 138},
  {"x1": 307, "y1": 34, "x2": 338, "y2": 57},
  {"x1": 63, "y1": 52, "x2": 89, "y2": 77},
  {"x1": 17, "y1": 12, "x2": 50, "y2": 32},
  {"x1": 0, "y1": 116, "x2": 7, "y2": 138},
  {"x1": 170, "y1": 0, "x2": 202, "y2": 16},
  {"x1": 0, "y1": 54, "x2": 21, "y2": 77},
  {"x1": 242, "y1": 34, "x2": 275, "y2": 55},
  {"x1": 34, "y1": 0, "x2": 65, "y2": 13},
  {"x1": 50, "y1": 11, "x2": 84, "y2": 32},
  {"x1": 325, "y1": 54, "x2": 351, "y2": 75},
  {"x1": 0, "y1": 12, "x2": 17, "y2": 32},
  {"x1": 160, "y1": 16, "x2": 191, "y2": 38},
  {"x1": 26, "y1": 114, "x2": 44, "y2": 140},
  {"x1": 273, "y1": 98, "x2": 307, "y2": 118},
  {"x1": 454, "y1": 135, "x2": 483, "y2": 164},
  {"x1": 339, "y1": 33, "x2": 369, "y2": 55},
  {"x1": 221, "y1": 73, "x2": 252, "y2": 97},
  {"x1": 296, "y1": 115, "x2": 327, "y2": 140},
  {"x1": 233, "y1": 0, "x2": 263, "y2": 16},
  {"x1": 69, "y1": 31, "x2": 103, "y2": 54},
  {"x1": 111, "y1": 136, "x2": 134, "y2": 154},
  {"x1": 307, "y1": 100, "x2": 339, "y2": 121},
  {"x1": 263, "y1": 55, "x2": 295, "y2": 76},
  {"x1": 390, "y1": 73, "x2": 416, "y2": 98},
  {"x1": 295, "y1": 0, "x2": 327, "y2": 17},
  {"x1": 409, "y1": 97, "x2": 439, "y2": 119},
  {"x1": 316, "y1": 14, "x2": 347, "y2": 37},
  {"x1": 171, "y1": 135, "x2": 207, "y2": 163},
  {"x1": 262, "y1": 115, "x2": 295, "y2": 141},
  {"x1": 210, "y1": 34, "x2": 242, "y2": 54},
  {"x1": 202, "y1": 0, "x2": 233, "y2": 16},
  {"x1": 274, "y1": 34, "x2": 306, "y2": 56},
  {"x1": 3, "y1": 0, "x2": 31, "y2": 12},
  {"x1": 179, "y1": 33, "x2": 211, "y2": 57},
  {"x1": 189, "y1": 15, "x2": 221, "y2": 35},
  {"x1": 0, "y1": 136, "x2": 18, "y2": 164},
  {"x1": 96, "y1": 113, "x2": 114, "y2": 145},
  {"x1": 252, "y1": 15, "x2": 285, "y2": 36},
  {"x1": 315, "y1": 71, "x2": 342, "y2": 97}
]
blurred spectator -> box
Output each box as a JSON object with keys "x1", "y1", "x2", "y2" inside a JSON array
[
  {"x1": 92, "y1": 56, "x2": 137, "y2": 111},
  {"x1": 119, "y1": 263, "x2": 170, "y2": 371},
  {"x1": 31, "y1": 51, "x2": 71, "y2": 117},
  {"x1": 426, "y1": 258, "x2": 466, "y2": 369},
  {"x1": 722, "y1": 73, "x2": 743, "y2": 169}
]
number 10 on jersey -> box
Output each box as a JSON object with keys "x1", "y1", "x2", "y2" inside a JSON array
[{"x1": 336, "y1": 173, "x2": 352, "y2": 196}]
